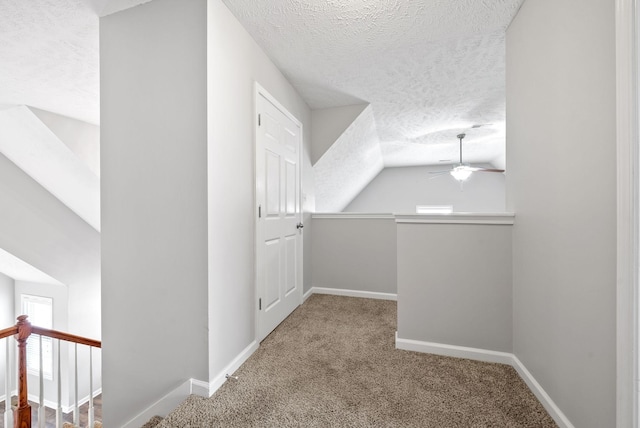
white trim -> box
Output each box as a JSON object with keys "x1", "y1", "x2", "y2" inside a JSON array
[
  {"x1": 61, "y1": 387, "x2": 102, "y2": 414},
  {"x1": 190, "y1": 378, "x2": 210, "y2": 397},
  {"x1": 312, "y1": 213, "x2": 395, "y2": 220},
  {"x1": 310, "y1": 287, "x2": 397, "y2": 301},
  {"x1": 395, "y1": 333, "x2": 512, "y2": 365},
  {"x1": 616, "y1": 0, "x2": 639, "y2": 426},
  {"x1": 8, "y1": 387, "x2": 103, "y2": 414},
  {"x1": 395, "y1": 213, "x2": 515, "y2": 225},
  {"x1": 121, "y1": 379, "x2": 208, "y2": 428},
  {"x1": 395, "y1": 335, "x2": 575, "y2": 428},
  {"x1": 123, "y1": 340, "x2": 259, "y2": 426},
  {"x1": 254, "y1": 83, "x2": 303, "y2": 128},
  {"x1": 208, "y1": 340, "x2": 259, "y2": 396},
  {"x1": 303, "y1": 287, "x2": 314, "y2": 302},
  {"x1": 511, "y1": 356, "x2": 575, "y2": 428}
]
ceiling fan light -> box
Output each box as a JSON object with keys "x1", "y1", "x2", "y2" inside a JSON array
[{"x1": 450, "y1": 166, "x2": 472, "y2": 181}]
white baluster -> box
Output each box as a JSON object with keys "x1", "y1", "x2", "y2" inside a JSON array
[
  {"x1": 4, "y1": 338, "x2": 13, "y2": 428},
  {"x1": 38, "y1": 334, "x2": 44, "y2": 428},
  {"x1": 74, "y1": 342, "x2": 79, "y2": 427},
  {"x1": 56, "y1": 339, "x2": 62, "y2": 427},
  {"x1": 89, "y1": 347, "x2": 94, "y2": 428}
]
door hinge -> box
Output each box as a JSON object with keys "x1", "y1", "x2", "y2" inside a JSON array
[
  {"x1": 258, "y1": 205, "x2": 262, "y2": 218},
  {"x1": 258, "y1": 114, "x2": 261, "y2": 126},
  {"x1": 259, "y1": 298, "x2": 262, "y2": 310}
]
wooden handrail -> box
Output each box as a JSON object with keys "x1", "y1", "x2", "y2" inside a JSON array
[
  {"x1": 0, "y1": 325, "x2": 18, "y2": 339},
  {"x1": 0, "y1": 315, "x2": 102, "y2": 428},
  {"x1": 31, "y1": 326, "x2": 101, "y2": 349}
]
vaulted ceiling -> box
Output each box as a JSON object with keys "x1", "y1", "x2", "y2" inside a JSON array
[
  {"x1": 222, "y1": 0, "x2": 524, "y2": 169},
  {"x1": 1, "y1": 0, "x2": 523, "y2": 165}
]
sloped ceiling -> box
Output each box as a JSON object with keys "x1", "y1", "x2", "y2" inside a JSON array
[
  {"x1": 222, "y1": 0, "x2": 523, "y2": 169},
  {"x1": 223, "y1": 0, "x2": 522, "y2": 211},
  {"x1": 0, "y1": 106, "x2": 101, "y2": 231},
  {"x1": 0, "y1": 0, "x2": 522, "y2": 225},
  {"x1": 314, "y1": 105, "x2": 383, "y2": 212}
]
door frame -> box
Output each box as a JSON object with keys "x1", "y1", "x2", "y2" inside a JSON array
[
  {"x1": 616, "y1": 0, "x2": 639, "y2": 426},
  {"x1": 254, "y1": 82, "x2": 304, "y2": 343}
]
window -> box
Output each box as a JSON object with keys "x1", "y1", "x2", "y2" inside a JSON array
[
  {"x1": 416, "y1": 205, "x2": 453, "y2": 214},
  {"x1": 21, "y1": 294, "x2": 53, "y2": 380}
]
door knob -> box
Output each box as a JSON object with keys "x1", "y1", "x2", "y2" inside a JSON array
[{"x1": 296, "y1": 223, "x2": 304, "y2": 229}]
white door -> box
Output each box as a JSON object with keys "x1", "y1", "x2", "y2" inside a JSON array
[{"x1": 256, "y1": 87, "x2": 303, "y2": 342}]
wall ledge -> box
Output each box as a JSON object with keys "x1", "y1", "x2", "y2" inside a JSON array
[
  {"x1": 395, "y1": 213, "x2": 515, "y2": 225},
  {"x1": 312, "y1": 213, "x2": 395, "y2": 219},
  {"x1": 311, "y1": 213, "x2": 515, "y2": 224}
]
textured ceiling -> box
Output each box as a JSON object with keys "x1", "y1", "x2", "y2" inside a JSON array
[
  {"x1": 0, "y1": 0, "x2": 153, "y2": 125},
  {"x1": 223, "y1": 0, "x2": 524, "y2": 168},
  {"x1": 0, "y1": 0, "x2": 524, "y2": 229},
  {"x1": 0, "y1": 0, "x2": 99, "y2": 124}
]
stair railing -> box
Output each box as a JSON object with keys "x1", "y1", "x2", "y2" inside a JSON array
[{"x1": 0, "y1": 315, "x2": 101, "y2": 428}]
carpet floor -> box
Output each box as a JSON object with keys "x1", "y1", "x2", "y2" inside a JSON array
[{"x1": 155, "y1": 295, "x2": 557, "y2": 427}]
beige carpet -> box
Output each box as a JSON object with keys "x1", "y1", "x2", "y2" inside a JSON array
[{"x1": 154, "y1": 295, "x2": 557, "y2": 427}]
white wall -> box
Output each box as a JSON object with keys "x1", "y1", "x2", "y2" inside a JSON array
[
  {"x1": 345, "y1": 165, "x2": 506, "y2": 213},
  {"x1": 100, "y1": 1, "x2": 209, "y2": 426},
  {"x1": 396, "y1": 220, "x2": 513, "y2": 352},
  {"x1": 506, "y1": 0, "x2": 616, "y2": 426},
  {"x1": 207, "y1": 0, "x2": 312, "y2": 382},
  {"x1": 0, "y1": 272, "x2": 14, "y2": 399},
  {"x1": 311, "y1": 216, "x2": 396, "y2": 295}
]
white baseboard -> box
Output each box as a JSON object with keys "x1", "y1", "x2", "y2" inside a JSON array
[
  {"x1": 208, "y1": 340, "x2": 259, "y2": 396},
  {"x1": 122, "y1": 378, "x2": 208, "y2": 428},
  {"x1": 395, "y1": 334, "x2": 575, "y2": 428},
  {"x1": 122, "y1": 341, "x2": 258, "y2": 427},
  {"x1": 1, "y1": 388, "x2": 102, "y2": 414},
  {"x1": 511, "y1": 355, "x2": 575, "y2": 428},
  {"x1": 303, "y1": 287, "x2": 314, "y2": 302},
  {"x1": 309, "y1": 287, "x2": 397, "y2": 301},
  {"x1": 190, "y1": 378, "x2": 210, "y2": 397},
  {"x1": 395, "y1": 333, "x2": 513, "y2": 365}
]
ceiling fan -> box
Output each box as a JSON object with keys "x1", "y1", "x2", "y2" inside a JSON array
[{"x1": 431, "y1": 133, "x2": 505, "y2": 182}]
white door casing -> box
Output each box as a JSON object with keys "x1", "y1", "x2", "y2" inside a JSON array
[
  {"x1": 616, "y1": 0, "x2": 639, "y2": 426},
  {"x1": 255, "y1": 84, "x2": 303, "y2": 342}
]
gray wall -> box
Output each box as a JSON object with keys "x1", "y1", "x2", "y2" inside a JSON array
[
  {"x1": 506, "y1": 0, "x2": 616, "y2": 426},
  {"x1": 0, "y1": 272, "x2": 14, "y2": 398},
  {"x1": 397, "y1": 222, "x2": 512, "y2": 352},
  {"x1": 345, "y1": 165, "x2": 505, "y2": 213},
  {"x1": 311, "y1": 217, "x2": 397, "y2": 294},
  {"x1": 100, "y1": 1, "x2": 209, "y2": 426},
  {"x1": 206, "y1": 0, "x2": 312, "y2": 384}
]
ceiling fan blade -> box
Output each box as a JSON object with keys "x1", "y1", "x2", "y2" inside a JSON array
[{"x1": 473, "y1": 168, "x2": 505, "y2": 173}]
